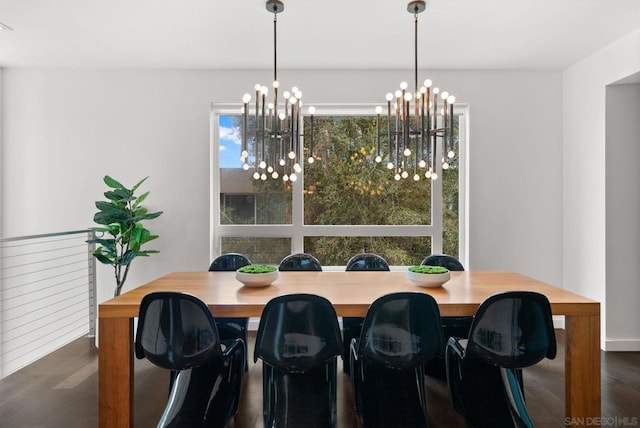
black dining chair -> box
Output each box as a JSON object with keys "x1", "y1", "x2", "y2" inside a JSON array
[
  {"x1": 350, "y1": 292, "x2": 445, "y2": 428},
  {"x1": 346, "y1": 252, "x2": 390, "y2": 271},
  {"x1": 446, "y1": 291, "x2": 557, "y2": 428},
  {"x1": 254, "y1": 293, "x2": 343, "y2": 428},
  {"x1": 342, "y1": 252, "x2": 390, "y2": 375},
  {"x1": 208, "y1": 253, "x2": 251, "y2": 271},
  {"x1": 135, "y1": 292, "x2": 246, "y2": 428},
  {"x1": 421, "y1": 254, "x2": 471, "y2": 382},
  {"x1": 208, "y1": 253, "x2": 251, "y2": 369},
  {"x1": 278, "y1": 252, "x2": 323, "y2": 271}
]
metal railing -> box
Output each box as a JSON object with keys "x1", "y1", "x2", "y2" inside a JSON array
[{"x1": 0, "y1": 229, "x2": 96, "y2": 379}]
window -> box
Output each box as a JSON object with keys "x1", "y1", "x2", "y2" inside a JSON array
[{"x1": 212, "y1": 105, "x2": 467, "y2": 267}]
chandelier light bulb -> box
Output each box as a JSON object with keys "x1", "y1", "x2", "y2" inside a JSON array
[
  {"x1": 261, "y1": 173, "x2": 267, "y2": 181},
  {"x1": 375, "y1": 106, "x2": 383, "y2": 114},
  {"x1": 386, "y1": 93, "x2": 394, "y2": 101},
  {"x1": 293, "y1": 163, "x2": 302, "y2": 173},
  {"x1": 424, "y1": 79, "x2": 432, "y2": 88},
  {"x1": 401, "y1": 170, "x2": 409, "y2": 179},
  {"x1": 404, "y1": 148, "x2": 411, "y2": 157},
  {"x1": 261, "y1": 86, "x2": 268, "y2": 95},
  {"x1": 253, "y1": 172, "x2": 260, "y2": 180},
  {"x1": 395, "y1": 90, "x2": 402, "y2": 98},
  {"x1": 441, "y1": 91, "x2": 449, "y2": 100},
  {"x1": 283, "y1": 174, "x2": 289, "y2": 182},
  {"x1": 242, "y1": 163, "x2": 250, "y2": 171},
  {"x1": 242, "y1": 93, "x2": 251, "y2": 103},
  {"x1": 420, "y1": 86, "x2": 427, "y2": 94},
  {"x1": 294, "y1": 90, "x2": 302, "y2": 99},
  {"x1": 267, "y1": 166, "x2": 274, "y2": 173},
  {"x1": 308, "y1": 106, "x2": 316, "y2": 115},
  {"x1": 375, "y1": 155, "x2": 382, "y2": 163},
  {"x1": 241, "y1": 149, "x2": 248, "y2": 158},
  {"x1": 433, "y1": 87, "x2": 439, "y2": 95},
  {"x1": 254, "y1": 84, "x2": 261, "y2": 91},
  {"x1": 448, "y1": 95, "x2": 456, "y2": 103},
  {"x1": 291, "y1": 86, "x2": 298, "y2": 93},
  {"x1": 279, "y1": 112, "x2": 286, "y2": 120},
  {"x1": 413, "y1": 174, "x2": 421, "y2": 181},
  {"x1": 279, "y1": 158, "x2": 286, "y2": 166},
  {"x1": 289, "y1": 96, "x2": 297, "y2": 104},
  {"x1": 273, "y1": 80, "x2": 279, "y2": 88},
  {"x1": 268, "y1": 103, "x2": 274, "y2": 110},
  {"x1": 387, "y1": 162, "x2": 394, "y2": 170},
  {"x1": 404, "y1": 92, "x2": 412, "y2": 101},
  {"x1": 394, "y1": 173, "x2": 401, "y2": 181},
  {"x1": 431, "y1": 173, "x2": 438, "y2": 180},
  {"x1": 288, "y1": 151, "x2": 296, "y2": 160},
  {"x1": 448, "y1": 150, "x2": 455, "y2": 158},
  {"x1": 442, "y1": 162, "x2": 450, "y2": 170},
  {"x1": 259, "y1": 160, "x2": 266, "y2": 169},
  {"x1": 289, "y1": 173, "x2": 297, "y2": 182},
  {"x1": 308, "y1": 156, "x2": 314, "y2": 164},
  {"x1": 400, "y1": 81, "x2": 408, "y2": 90},
  {"x1": 272, "y1": 171, "x2": 279, "y2": 179},
  {"x1": 419, "y1": 159, "x2": 427, "y2": 168},
  {"x1": 283, "y1": 91, "x2": 290, "y2": 99}
]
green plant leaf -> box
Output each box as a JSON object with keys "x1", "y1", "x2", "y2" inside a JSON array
[
  {"x1": 104, "y1": 189, "x2": 133, "y2": 202},
  {"x1": 133, "y1": 191, "x2": 150, "y2": 208},
  {"x1": 120, "y1": 250, "x2": 138, "y2": 266},
  {"x1": 103, "y1": 175, "x2": 125, "y2": 189},
  {"x1": 93, "y1": 252, "x2": 113, "y2": 265},
  {"x1": 131, "y1": 176, "x2": 149, "y2": 193}
]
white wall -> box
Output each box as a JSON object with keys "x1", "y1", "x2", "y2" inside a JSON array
[
  {"x1": 605, "y1": 82, "x2": 640, "y2": 351},
  {"x1": 0, "y1": 68, "x2": 563, "y2": 305},
  {"x1": 563, "y1": 28, "x2": 640, "y2": 350}
]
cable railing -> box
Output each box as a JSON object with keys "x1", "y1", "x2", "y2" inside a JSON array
[{"x1": 0, "y1": 229, "x2": 96, "y2": 379}]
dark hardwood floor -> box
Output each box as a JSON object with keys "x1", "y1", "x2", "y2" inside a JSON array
[{"x1": 0, "y1": 330, "x2": 638, "y2": 427}]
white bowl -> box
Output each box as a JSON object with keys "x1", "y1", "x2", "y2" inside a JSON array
[
  {"x1": 236, "y1": 270, "x2": 278, "y2": 287},
  {"x1": 406, "y1": 270, "x2": 451, "y2": 288}
]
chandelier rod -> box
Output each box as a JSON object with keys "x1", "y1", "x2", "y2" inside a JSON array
[{"x1": 272, "y1": 4, "x2": 278, "y2": 83}]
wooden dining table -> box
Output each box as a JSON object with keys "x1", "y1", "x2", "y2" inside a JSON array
[{"x1": 98, "y1": 270, "x2": 601, "y2": 427}]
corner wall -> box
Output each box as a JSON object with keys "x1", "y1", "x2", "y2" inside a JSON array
[{"x1": 563, "y1": 28, "x2": 640, "y2": 350}]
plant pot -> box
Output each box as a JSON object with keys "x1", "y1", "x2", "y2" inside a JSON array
[
  {"x1": 236, "y1": 270, "x2": 279, "y2": 287},
  {"x1": 406, "y1": 269, "x2": 451, "y2": 288}
]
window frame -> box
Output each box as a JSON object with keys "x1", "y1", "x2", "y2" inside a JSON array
[{"x1": 210, "y1": 103, "x2": 468, "y2": 268}]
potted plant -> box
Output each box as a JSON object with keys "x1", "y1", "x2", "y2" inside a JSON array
[
  {"x1": 235, "y1": 264, "x2": 279, "y2": 287},
  {"x1": 87, "y1": 176, "x2": 163, "y2": 297},
  {"x1": 406, "y1": 265, "x2": 450, "y2": 288}
]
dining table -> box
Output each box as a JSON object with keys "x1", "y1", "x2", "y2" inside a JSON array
[{"x1": 98, "y1": 270, "x2": 601, "y2": 427}]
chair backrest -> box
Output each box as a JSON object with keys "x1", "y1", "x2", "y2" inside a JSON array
[
  {"x1": 466, "y1": 291, "x2": 557, "y2": 368},
  {"x1": 421, "y1": 254, "x2": 465, "y2": 271},
  {"x1": 278, "y1": 253, "x2": 323, "y2": 271},
  {"x1": 254, "y1": 294, "x2": 342, "y2": 372},
  {"x1": 208, "y1": 253, "x2": 251, "y2": 271},
  {"x1": 357, "y1": 292, "x2": 444, "y2": 369},
  {"x1": 135, "y1": 292, "x2": 223, "y2": 370},
  {"x1": 346, "y1": 253, "x2": 390, "y2": 271}
]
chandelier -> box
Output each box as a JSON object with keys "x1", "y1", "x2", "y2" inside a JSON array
[
  {"x1": 240, "y1": 0, "x2": 314, "y2": 183},
  {"x1": 375, "y1": 0, "x2": 456, "y2": 181}
]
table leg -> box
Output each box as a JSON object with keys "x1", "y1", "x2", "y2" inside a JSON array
[
  {"x1": 565, "y1": 314, "x2": 601, "y2": 427},
  {"x1": 99, "y1": 316, "x2": 134, "y2": 428}
]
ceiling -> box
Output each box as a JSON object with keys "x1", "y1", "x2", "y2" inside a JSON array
[{"x1": 1, "y1": 0, "x2": 640, "y2": 70}]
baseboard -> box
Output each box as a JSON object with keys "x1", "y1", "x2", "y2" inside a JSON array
[
  {"x1": 553, "y1": 315, "x2": 565, "y2": 330},
  {"x1": 604, "y1": 339, "x2": 640, "y2": 352}
]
